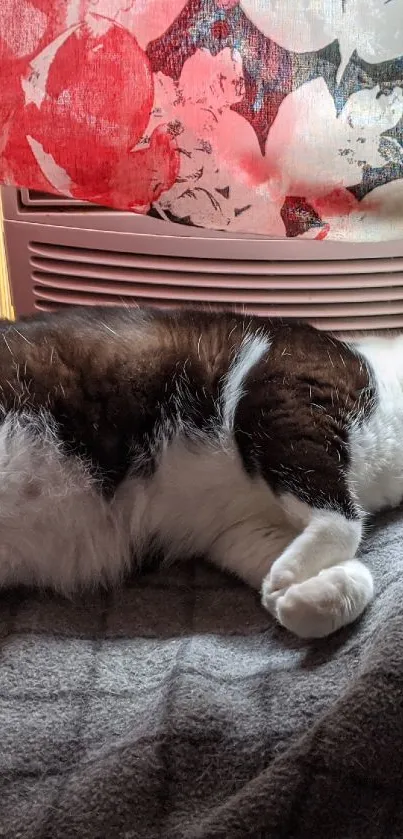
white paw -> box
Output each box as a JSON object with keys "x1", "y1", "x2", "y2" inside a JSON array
[
  {"x1": 274, "y1": 578, "x2": 342, "y2": 639},
  {"x1": 265, "y1": 560, "x2": 296, "y2": 593},
  {"x1": 262, "y1": 563, "x2": 373, "y2": 640}
]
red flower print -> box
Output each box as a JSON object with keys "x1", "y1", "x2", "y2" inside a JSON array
[{"x1": 1, "y1": 13, "x2": 179, "y2": 209}]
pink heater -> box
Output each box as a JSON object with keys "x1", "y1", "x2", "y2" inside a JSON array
[{"x1": 2, "y1": 186, "x2": 403, "y2": 333}]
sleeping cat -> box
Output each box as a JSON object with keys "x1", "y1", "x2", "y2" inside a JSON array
[{"x1": 0, "y1": 304, "x2": 400, "y2": 639}]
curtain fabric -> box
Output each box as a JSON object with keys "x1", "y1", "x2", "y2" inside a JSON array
[{"x1": 1, "y1": 1, "x2": 402, "y2": 241}]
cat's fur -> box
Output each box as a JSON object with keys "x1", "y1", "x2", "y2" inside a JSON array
[{"x1": 0, "y1": 305, "x2": 401, "y2": 639}]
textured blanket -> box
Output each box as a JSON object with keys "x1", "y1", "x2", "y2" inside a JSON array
[{"x1": 1, "y1": 508, "x2": 403, "y2": 839}]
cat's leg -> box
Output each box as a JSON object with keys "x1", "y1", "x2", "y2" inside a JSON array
[
  {"x1": 261, "y1": 496, "x2": 374, "y2": 638},
  {"x1": 209, "y1": 502, "x2": 373, "y2": 638},
  {"x1": 229, "y1": 320, "x2": 375, "y2": 638},
  {"x1": 233, "y1": 417, "x2": 375, "y2": 637},
  {"x1": 208, "y1": 518, "x2": 297, "y2": 589},
  {"x1": 265, "y1": 494, "x2": 363, "y2": 592}
]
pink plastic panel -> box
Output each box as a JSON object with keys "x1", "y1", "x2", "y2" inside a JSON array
[{"x1": 3, "y1": 186, "x2": 403, "y2": 332}]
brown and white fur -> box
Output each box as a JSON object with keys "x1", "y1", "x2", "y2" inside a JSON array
[{"x1": 0, "y1": 305, "x2": 399, "y2": 639}]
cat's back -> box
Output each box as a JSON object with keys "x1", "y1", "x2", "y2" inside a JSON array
[
  {"x1": 0, "y1": 304, "x2": 365, "y2": 402},
  {"x1": 0, "y1": 306, "x2": 377, "y2": 497},
  {"x1": 0, "y1": 305, "x2": 370, "y2": 439},
  {"x1": 0, "y1": 306, "x2": 250, "y2": 488}
]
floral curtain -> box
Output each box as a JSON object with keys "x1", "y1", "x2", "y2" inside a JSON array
[{"x1": 1, "y1": 1, "x2": 402, "y2": 241}]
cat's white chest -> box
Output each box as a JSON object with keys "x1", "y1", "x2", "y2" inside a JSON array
[{"x1": 348, "y1": 338, "x2": 403, "y2": 514}]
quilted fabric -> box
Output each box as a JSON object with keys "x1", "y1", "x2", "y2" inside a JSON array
[
  {"x1": 0, "y1": 1, "x2": 402, "y2": 240},
  {"x1": 2, "y1": 507, "x2": 403, "y2": 838}
]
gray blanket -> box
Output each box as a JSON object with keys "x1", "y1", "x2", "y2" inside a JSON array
[{"x1": 1, "y1": 509, "x2": 403, "y2": 839}]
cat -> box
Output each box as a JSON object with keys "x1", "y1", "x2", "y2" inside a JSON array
[{"x1": 0, "y1": 304, "x2": 400, "y2": 639}]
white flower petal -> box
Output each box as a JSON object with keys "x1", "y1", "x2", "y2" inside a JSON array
[
  {"x1": 340, "y1": 87, "x2": 403, "y2": 135},
  {"x1": 26, "y1": 136, "x2": 74, "y2": 195},
  {"x1": 22, "y1": 26, "x2": 78, "y2": 108},
  {"x1": 265, "y1": 78, "x2": 403, "y2": 196},
  {"x1": 338, "y1": 0, "x2": 403, "y2": 82},
  {"x1": 239, "y1": 0, "x2": 403, "y2": 85},
  {"x1": 239, "y1": 0, "x2": 342, "y2": 53}
]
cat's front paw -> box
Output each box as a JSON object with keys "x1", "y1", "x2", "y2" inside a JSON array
[
  {"x1": 262, "y1": 563, "x2": 373, "y2": 639},
  {"x1": 273, "y1": 579, "x2": 341, "y2": 639},
  {"x1": 265, "y1": 563, "x2": 296, "y2": 593}
]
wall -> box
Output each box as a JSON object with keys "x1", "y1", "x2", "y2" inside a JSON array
[{"x1": 0, "y1": 196, "x2": 14, "y2": 320}]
